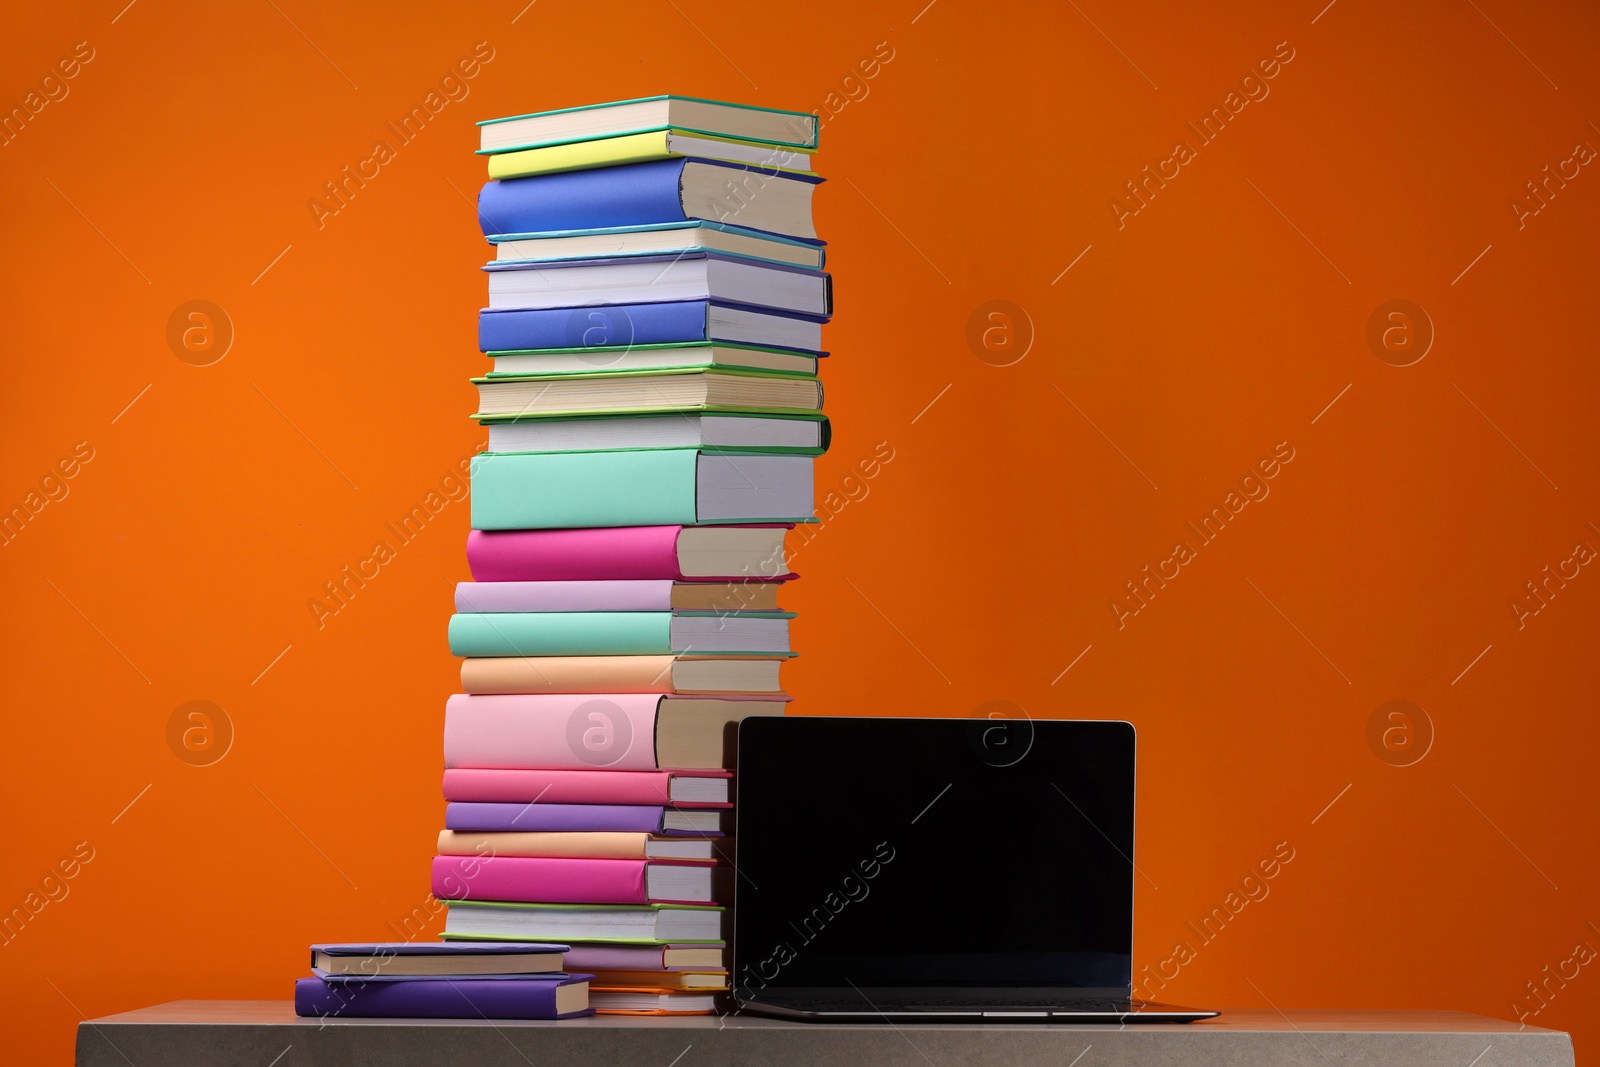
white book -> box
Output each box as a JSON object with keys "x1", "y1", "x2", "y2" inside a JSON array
[
  {"x1": 485, "y1": 413, "x2": 825, "y2": 454},
  {"x1": 485, "y1": 255, "x2": 829, "y2": 315},
  {"x1": 492, "y1": 223, "x2": 824, "y2": 270}
]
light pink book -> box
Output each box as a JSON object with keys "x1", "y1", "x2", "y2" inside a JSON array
[
  {"x1": 466, "y1": 525, "x2": 796, "y2": 582},
  {"x1": 455, "y1": 580, "x2": 674, "y2": 613},
  {"x1": 442, "y1": 768, "x2": 733, "y2": 807},
  {"x1": 431, "y1": 854, "x2": 727, "y2": 905},
  {"x1": 443, "y1": 693, "x2": 786, "y2": 771},
  {"x1": 454, "y1": 579, "x2": 784, "y2": 614}
]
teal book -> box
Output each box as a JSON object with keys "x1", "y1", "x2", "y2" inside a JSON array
[
  {"x1": 470, "y1": 450, "x2": 814, "y2": 530},
  {"x1": 448, "y1": 611, "x2": 794, "y2": 657}
]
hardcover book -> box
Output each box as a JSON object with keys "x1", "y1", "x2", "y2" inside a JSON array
[
  {"x1": 446, "y1": 610, "x2": 792, "y2": 657},
  {"x1": 437, "y1": 829, "x2": 731, "y2": 862},
  {"x1": 478, "y1": 159, "x2": 822, "y2": 240},
  {"x1": 479, "y1": 300, "x2": 825, "y2": 354},
  {"x1": 454, "y1": 580, "x2": 782, "y2": 614},
  {"x1": 431, "y1": 854, "x2": 731, "y2": 905},
  {"x1": 470, "y1": 451, "x2": 815, "y2": 529},
  {"x1": 477, "y1": 96, "x2": 818, "y2": 154},
  {"x1": 441, "y1": 767, "x2": 732, "y2": 806},
  {"x1": 293, "y1": 973, "x2": 592, "y2": 1020},
  {"x1": 459, "y1": 654, "x2": 786, "y2": 695},
  {"x1": 443, "y1": 901, "x2": 727, "y2": 944},
  {"x1": 483, "y1": 253, "x2": 831, "y2": 315},
  {"x1": 443, "y1": 803, "x2": 732, "y2": 836},
  {"x1": 465, "y1": 525, "x2": 793, "y2": 582},
  {"x1": 490, "y1": 221, "x2": 825, "y2": 270},
  {"x1": 442, "y1": 692, "x2": 786, "y2": 771},
  {"x1": 487, "y1": 130, "x2": 814, "y2": 181}
]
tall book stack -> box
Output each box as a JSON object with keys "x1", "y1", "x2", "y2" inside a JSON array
[{"x1": 433, "y1": 96, "x2": 828, "y2": 1016}]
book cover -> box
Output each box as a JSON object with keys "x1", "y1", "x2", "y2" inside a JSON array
[
  {"x1": 455, "y1": 580, "x2": 679, "y2": 614},
  {"x1": 438, "y1": 830, "x2": 733, "y2": 862},
  {"x1": 443, "y1": 692, "x2": 785, "y2": 771},
  {"x1": 442, "y1": 901, "x2": 727, "y2": 945},
  {"x1": 562, "y1": 944, "x2": 726, "y2": 972}
]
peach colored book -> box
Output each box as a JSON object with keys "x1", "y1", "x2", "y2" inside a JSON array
[{"x1": 460, "y1": 655, "x2": 785, "y2": 695}]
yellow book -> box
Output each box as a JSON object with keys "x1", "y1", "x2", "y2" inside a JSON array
[{"x1": 488, "y1": 129, "x2": 816, "y2": 181}]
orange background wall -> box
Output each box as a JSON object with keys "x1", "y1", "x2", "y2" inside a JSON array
[{"x1": 4, "y1": 0, "x2": 1599, "y2": 1061}]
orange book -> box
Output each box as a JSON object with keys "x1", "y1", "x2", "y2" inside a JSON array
[{"x1": 589, "y1": 970, "x2": 728, "y2": 991}]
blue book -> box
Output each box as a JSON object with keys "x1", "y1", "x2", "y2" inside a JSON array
[
  {"x1": 478, "y1": 158, "x2": 822, "y2": 240},
  {"x1": 479, "y1": 300, "x2": 827, "y2": 355},
  {"x1": 470, "y1": 450, "x2": 815, "y2": 530}
]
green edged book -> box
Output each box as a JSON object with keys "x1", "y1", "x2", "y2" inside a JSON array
[
  {"x1": 447, "y1": 610, "x2": 796, "y2": 657},
  {"x1": 470, "y1": 449, "x2": 815, "y2": 530}
]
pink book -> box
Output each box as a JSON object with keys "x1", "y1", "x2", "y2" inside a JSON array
[
  {"x1": 455, "y1": 580, "x2": 675, "y2": 613},
  {"x1": 443, "y1": 693, "x2": 786, "y2": 771},
  {"x1": 466, "y1": 526, "x2": 797, "y2": 582},
  {"x1": 442, "y1": 768, "x2": 733, "y2": 807},
  {"x1": 432, "y1": 854, "x2": 728, "y2": 905}
]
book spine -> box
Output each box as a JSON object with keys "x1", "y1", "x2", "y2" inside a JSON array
[
  {"x1": 478, "y1": 158, "x2": 689, "y2": 235},
  {"x1": 432, "y1": 854, "x2": 649, "y2": 905},
  {"x1": 470, "y1": 451, "x2": 701, "y2": 530},
  {"x1": 478, "y1": 302, "x2": 712, "y2": 352},
  {"x1": 466, "y1": 527, "x2": 688, "y2": 582},
  {"x1": 447, "y1": 612, "x2": 672, "y2": 657}
]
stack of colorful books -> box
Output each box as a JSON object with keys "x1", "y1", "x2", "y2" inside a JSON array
[
  {"x1": 294, "y1": 942, "x2": 592, "y2": 1020},
  {"x1": 433, "y1": 96, "x2": 828, "y2": 1016}
]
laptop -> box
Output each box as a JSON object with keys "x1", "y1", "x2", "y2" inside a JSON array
[{"x1": 731, "y1": 715, "x2": 1217, "y2": 1022}]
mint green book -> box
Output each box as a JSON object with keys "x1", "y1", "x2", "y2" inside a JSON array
[
  {"x1": 447, "y1": 611, "x2": 795, "y2": 657},
  {"x1": 470, "y1": 449, "x2": 815, "y2": 530}
]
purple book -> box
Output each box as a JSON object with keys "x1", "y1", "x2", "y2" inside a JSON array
[
  {"x1": 444, "y1": 802, "x2": 732, "y2": 836},
  {"x1": 294, "y1": 974, "x2": 593, "y2": 1019}
]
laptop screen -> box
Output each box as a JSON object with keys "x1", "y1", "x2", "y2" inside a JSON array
[{"x1": 733, "y1": 716, "x2": 1135, "y2": 998}]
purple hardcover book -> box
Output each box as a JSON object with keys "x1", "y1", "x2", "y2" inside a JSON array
[
  {"x1": 294, "y1": 974, "x2": 594, "y2": 1019},
  {"x1": 445, "y1": 802, "x2": 669, "y2": 833}
]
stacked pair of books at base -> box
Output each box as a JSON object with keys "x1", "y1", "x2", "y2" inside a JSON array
[
  {"x1": 293, "y1": 942, "x2": 592, "y2": 1020},
  {"x1": 434, "y1": 96, "x2": 826, "y2": 1016}
]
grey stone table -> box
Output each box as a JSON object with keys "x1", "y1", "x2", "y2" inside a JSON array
[{"x1": 77, "y1": 1001, "x2": 1574, "y2": 1067}]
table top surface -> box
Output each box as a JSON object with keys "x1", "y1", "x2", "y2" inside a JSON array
[{"x1": 87, "y1": 1001, "x2": 1560, "y2": 1035}]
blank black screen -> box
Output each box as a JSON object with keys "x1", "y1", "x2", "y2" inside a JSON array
[{"x1": 733, "y1": 716, "x2": 1135, "y2": 995}]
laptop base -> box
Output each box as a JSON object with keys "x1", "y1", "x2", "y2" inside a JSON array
[{"x1": 736, "y1": 995, "x2": 1218, "y2": 1024}]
